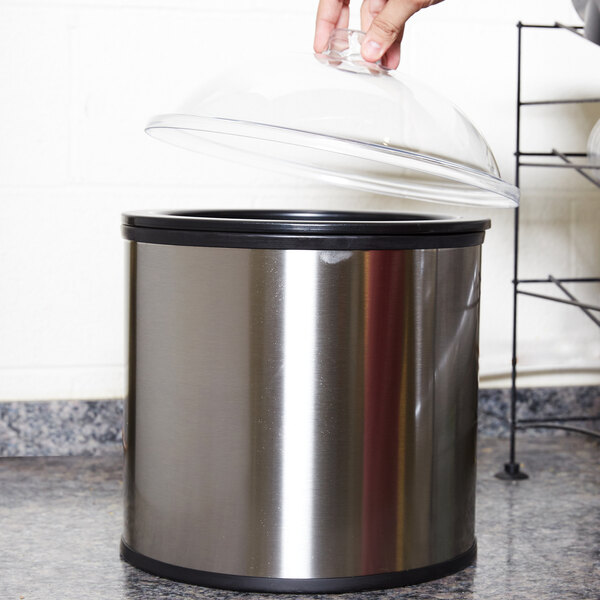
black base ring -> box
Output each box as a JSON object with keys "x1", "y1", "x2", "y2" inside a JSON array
[{"x1": 120, "y1": 539, "x2": 476, "y2": 593}]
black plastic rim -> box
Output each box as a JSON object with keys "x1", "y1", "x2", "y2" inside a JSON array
[
  {"x1": 122, "y1": 209, "x2": 490, "y2": 250},
  {"x1": 120, "y1": 539, "x2": 476, "y2": 593}
]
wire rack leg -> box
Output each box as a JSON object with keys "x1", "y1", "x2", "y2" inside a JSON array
[{"x1": 496, "y1": 22, "x2": 528, "y2": 481}]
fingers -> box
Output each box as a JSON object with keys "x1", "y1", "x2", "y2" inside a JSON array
[
  {"x1": 316, "y1": 0, "x2": 443, "y2": 67},
  {"x1": 360, "y1": 1, "x2": 372, "y2": 32},
  {"x1": 381, "y1": 37, "x2": 401, "y2": 69},
  {"x1": 361, "y1": 0, "x2": 418, "y2": 63},
  {"x1": 361, "y1": 0, "x2": 403, "y2": 69},
  {"x1": 314, "y1": 0, "x2": 351, "y2": 53},
  {"x1": 337, "y1": 2, "x2": 350, "y2": 31},
  {"x1": 362, "y1": 0, "x2": 445, "y2": 67},
  {"x1": 360, "y1": 0, "x2": 385, "y2": 32}
]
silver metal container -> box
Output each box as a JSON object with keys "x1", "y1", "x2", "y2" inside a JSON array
[{"x1": 121, "y1": 209, "x2": 490, "y2": 593}]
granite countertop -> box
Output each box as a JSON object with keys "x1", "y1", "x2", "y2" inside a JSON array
[{"x1": 1, "y1": 436, "x2": 598, "y2": 600}]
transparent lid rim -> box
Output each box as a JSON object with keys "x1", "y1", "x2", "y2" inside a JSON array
[{"x1": 146, "y1": 114, "x2": 520, "y2": 207}]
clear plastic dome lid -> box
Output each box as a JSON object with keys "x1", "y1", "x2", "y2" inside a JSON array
[{"x1": 146, "y1": 29, "x2": 519, "y2": 208}]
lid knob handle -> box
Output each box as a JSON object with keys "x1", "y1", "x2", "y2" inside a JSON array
[{"x1": 319, "y1": 28, "x2": 388, "y2": 74}]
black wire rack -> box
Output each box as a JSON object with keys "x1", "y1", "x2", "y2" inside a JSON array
[{"x1": 496, "y1": 22, "x2": 600, "y2": 481}]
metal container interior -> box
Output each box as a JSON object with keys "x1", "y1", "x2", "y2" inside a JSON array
[{"x1": 121, "y1": 210, "x2": 489, "y2": 593}]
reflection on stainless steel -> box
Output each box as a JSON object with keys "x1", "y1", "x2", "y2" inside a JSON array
[
  {"x1": 123, "y1": 241, "x2": 481, "y2": 579},
  {"x1": 281, "y1": 252, "x2": 318, "y2": 576}
]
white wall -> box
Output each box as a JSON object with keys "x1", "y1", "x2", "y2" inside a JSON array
[{"x1": 0, "y1": 0, "x2": 598, "y2": 400}]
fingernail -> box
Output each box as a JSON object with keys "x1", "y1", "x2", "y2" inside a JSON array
[{"x1": 362, "y1": 39, "x2": 382, "y2": 61}]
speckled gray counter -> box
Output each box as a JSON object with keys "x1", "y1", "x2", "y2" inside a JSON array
[
  {"x1": 1, "y1": 387, "x2": 599, "y2": 457},
  {"x1": 1, "y1": 436, "x2": 598, "y2": 600},
  {"x1": 0, "y1": 399, "x2": 123, "y2": 457}
]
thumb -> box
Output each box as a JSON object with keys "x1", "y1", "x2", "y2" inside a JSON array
[{"x1": 361, "y1": 0, "x2": 419, "y2": 62}]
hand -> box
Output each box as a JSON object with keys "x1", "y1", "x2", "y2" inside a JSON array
[{"x1": 314, "y1": 0, "x2": 444, "y2": 69}]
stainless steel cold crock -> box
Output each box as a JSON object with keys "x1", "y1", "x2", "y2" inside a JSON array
[{"x1": 121, "y1": 209, "x2": 489, "y2": 593}]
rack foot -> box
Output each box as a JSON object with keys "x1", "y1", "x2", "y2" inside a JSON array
[{"x1": 495, "y1": 462, "x2": 529, "y2": 480}]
